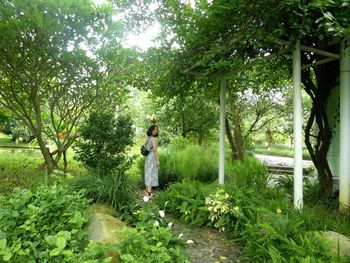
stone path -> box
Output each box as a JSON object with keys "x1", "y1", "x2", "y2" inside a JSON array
[
  {"x1": 139, "y1": 191, "x2": 243, "y2": 263},
  {"x1": 172, "y1": 221, "x2": 242, "y2": 263}
]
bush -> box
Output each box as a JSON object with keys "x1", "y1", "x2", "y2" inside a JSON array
[
  {"x1": 0, "y1": 186, "x2": 110, "y2": 262},
  {"x1": 74, "y1": 111, "x2": 134, "y2": 175},
  {"x1": 69, "y1": 169, "x2": 136, "y2": 212}
]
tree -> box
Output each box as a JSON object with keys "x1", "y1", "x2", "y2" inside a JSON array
[{"x1": 0, "y1": 0, "x2": 133, "y2": 172}]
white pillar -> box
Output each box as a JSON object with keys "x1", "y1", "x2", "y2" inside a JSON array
[
  {"x1": 293, "y1": 41, "x2": 303, "y2": 209},
  {"x1": 339, "y1": 38, "x2": 350, "y2": 210},
  {"x1": 219, "y1": 79, "x2": 226, "y2": 185}
]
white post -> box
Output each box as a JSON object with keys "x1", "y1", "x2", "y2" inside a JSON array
[
  {"x1": 293, "y1": 41, "x2": 303, "y2": 209},
  {"x1": 219, "y1": 79, "x2": 226, "y2": 185},
  {"x1": 339, "y1": 38, "x2": 350, "y2": 210}
]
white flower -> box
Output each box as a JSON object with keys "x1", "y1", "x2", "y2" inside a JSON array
[
  {"x1": 154, "y1": 221, "x2": 160, "y2": 227},
  {"x1": 143, "y1": 196, "x2": 149, "y2": 202},
  {"x1": 233, "y1": 206, "x2": 239, "y2": 211},
  {"x1": 186, "y1": 239, "x2": 194, "y2": 244},
  {"x1": 159, "y1": 210, "x2": 165, "y2": 218},
  {"x1": 178, "y1": 233, "x2": 184, "y2": 238},
  {"x1": 168, "y1": 222, "x2": 173, "y2": 228}
]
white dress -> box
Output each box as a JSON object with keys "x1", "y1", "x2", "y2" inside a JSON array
[{"x1": 144, "y1": 136, "x2": 159, "y2": 187}]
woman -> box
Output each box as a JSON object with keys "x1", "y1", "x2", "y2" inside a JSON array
[{"x1": 144, "y1": 125, "x2": 160, "y2": 197}]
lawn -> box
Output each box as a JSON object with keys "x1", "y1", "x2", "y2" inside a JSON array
[
  {"x1": 253, "y1": 144, "x2": 311, "y2": 160},
  {"x1": 0, "y1": 132, "x2": 31, "y2": 147}
]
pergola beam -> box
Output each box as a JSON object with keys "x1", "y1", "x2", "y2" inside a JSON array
[
  {"x1": 301, "y1": 57, "x2": 337, "y2": 70},
  {"x1": 300, "y1": 45, "x2": 339, "y2": 59}
]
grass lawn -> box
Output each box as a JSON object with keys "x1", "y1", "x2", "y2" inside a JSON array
[
  {"x1": 0, "y1": 132, "x2": 31, "y2": 147},
  {"x1": 0, "y1": 148, "x2": 86, "y2": 195},
  {"x1": 253, "y1": 145, "x2": 311, "y2": 160}
]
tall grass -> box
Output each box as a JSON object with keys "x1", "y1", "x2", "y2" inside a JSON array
[
  {"x1": 134, "y1": 143, "x2": 219, "y2": 188},
  {"x1": 69, "y1": 169, "x2": 136, "y2": 211}
]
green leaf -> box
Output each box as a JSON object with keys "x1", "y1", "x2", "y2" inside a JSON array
[
  {"x1": 0, "y1": 239, "x2": 7, "y2": 250},
  {"x1": 50, "y1": 248, "x2": 61, "y2": 256},
  {"x1": 56, "y1": 236, "x2": 66, "y2": 250}
]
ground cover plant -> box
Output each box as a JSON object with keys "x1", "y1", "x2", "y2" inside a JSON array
[
  {"x1": 154, "y1": 156, "x2": 350, "y2": 262},
  {"x1": 117, "y1": 201, "x2": 189, "y2": 263},
  {"x1": 0, "y1": 185, "x2": 111, "y2": 262}
]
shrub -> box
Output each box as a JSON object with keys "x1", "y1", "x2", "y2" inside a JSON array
[
  {"x1": 74, "y1": 111, "x2": 134, "y2": 175},
  {"x1": 69, "y1": 169, "x2": 136, "y2": 212},
  {"x1": 0, "y1": 186, "x2": 110, "y2": 262}
]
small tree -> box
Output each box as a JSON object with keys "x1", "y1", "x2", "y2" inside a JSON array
[{"x1": 73, "y1": 111, "x2": 134, "y2": 175}]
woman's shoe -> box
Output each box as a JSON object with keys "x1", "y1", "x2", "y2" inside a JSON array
[{"x1": 145, "y1": 190, "x2": 155, "y2": 198}]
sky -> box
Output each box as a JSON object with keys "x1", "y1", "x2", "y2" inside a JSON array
[{"x1": 94, "y1": 0, "x2": 160, "y2": 51}]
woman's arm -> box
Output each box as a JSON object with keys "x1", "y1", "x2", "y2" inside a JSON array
[{"x1": 151, "y1": 137, "x2": 160, "y2": 166}]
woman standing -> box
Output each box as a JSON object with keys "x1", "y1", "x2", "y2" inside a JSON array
[{"x1": 144, "y1": 125, "x2": 159, "y2": 197}]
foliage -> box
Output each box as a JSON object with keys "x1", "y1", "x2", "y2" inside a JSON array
[
  {"x1": 117, "y1": 202, "x2": 189, "y2": 263},
  {"x1": 2, "y1": 117, "x2": 33, "y2": 143},
  {"x1": 74, "y1": 112, "x2": 134, "y2": 175},
  {"x1": 156, "y1": 180, "x2": 216, "y2": 226},
  {"x1": 155, "y1": 158, "x2": 350, "y2": 262},
  {"x1": 0, "y1": 185, "x2": 110, "y2": 262},
  {"x1": 0, "y1": 0, "x2": 134, "y2": 172},
  {"x1": 69, "y1": 169, "x2": 136, "y2": 212},
  {"x1": 205, "y1": 189, "x2": 243, "y2": 232}
]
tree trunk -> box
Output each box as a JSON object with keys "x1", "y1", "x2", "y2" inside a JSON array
[
  {"x1": 34, "y1": 130, "x2": 57, "y2": 173},
  {"x1": 225, "y1": 117, "x2": 238, "y2": 159},
  {"x1": 230, "y1": 95, "x2": 244, "y2": 160},
  {"x1": 302, "y1": 52, "x2": 339, "y2": 199}
]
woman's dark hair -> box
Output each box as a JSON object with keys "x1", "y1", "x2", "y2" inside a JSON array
[{"x1": 147, "y1": 125, "x2": 158, "y2": 137}]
